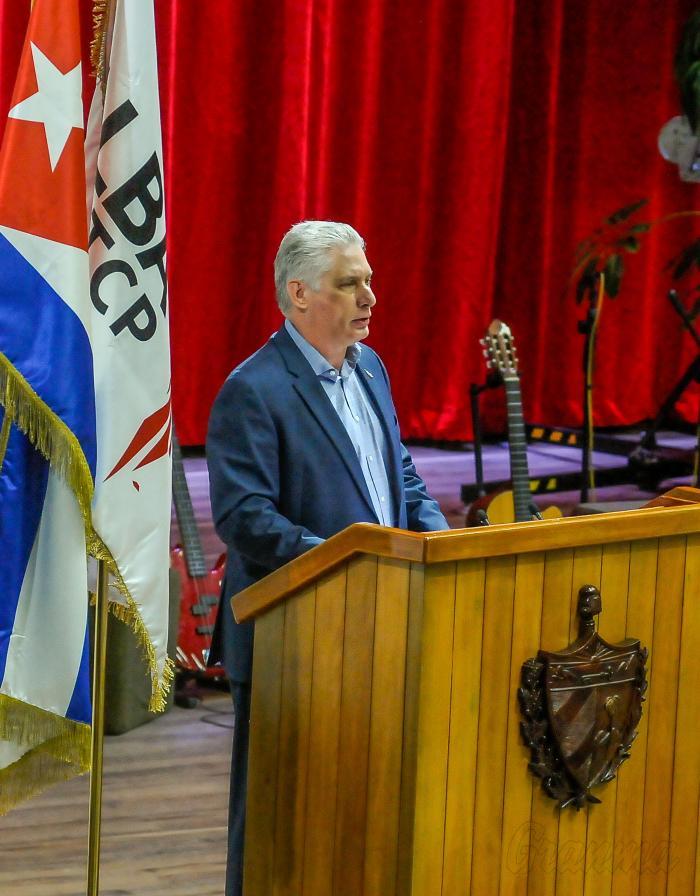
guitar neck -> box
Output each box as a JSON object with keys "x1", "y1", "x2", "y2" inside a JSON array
[
  {"x1": 171, "y1": 435, "x2": 208, "y2": 578},
  {"x1": 504, "y1": 377, "x2": 532, "y2": 523}
]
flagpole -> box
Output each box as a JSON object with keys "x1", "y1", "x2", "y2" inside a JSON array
[{"x1": 87, "y1": 559, "x2": 109, "y2": 895}]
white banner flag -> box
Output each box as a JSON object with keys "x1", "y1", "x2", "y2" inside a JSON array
[{"x1": 87, "y1": 0, "x2": 172, "y2": 708}]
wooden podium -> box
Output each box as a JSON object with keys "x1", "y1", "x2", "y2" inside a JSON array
[{"x1": 233, "y1": 487, "x2": 700, "y2": 895}]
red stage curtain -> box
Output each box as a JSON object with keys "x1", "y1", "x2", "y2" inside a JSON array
[
  {"x1": 494, "y1": 0, "x2": 700, "y2": 435},
  {"x1": 1, "y1": 0, "x2": 699, "y2": 444}
]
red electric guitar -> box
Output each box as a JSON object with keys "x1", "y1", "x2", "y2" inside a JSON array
[{"x1": 171, "y1": 434, "x2": 225, "y2": 678}]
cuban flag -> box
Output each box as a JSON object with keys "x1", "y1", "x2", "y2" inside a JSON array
[
  {"x1": 87, "y1": 0, "x2": 172, "y2": 711},
  {"x1": 0, "y1": 0, "x2": 93, "y2": 812}
]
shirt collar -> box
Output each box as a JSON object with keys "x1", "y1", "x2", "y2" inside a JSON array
[{"x1": 285, "y1": 319, "x2": 361, "y2": 382}]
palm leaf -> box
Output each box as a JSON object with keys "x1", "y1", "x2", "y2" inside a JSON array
[{"x1": 604, "y1": 198, "x2": 648, "y2": 226}]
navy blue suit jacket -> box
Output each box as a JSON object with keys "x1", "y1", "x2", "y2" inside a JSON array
[{"x1": 206, "y1": 325, "x2": 448, "y2": 682}]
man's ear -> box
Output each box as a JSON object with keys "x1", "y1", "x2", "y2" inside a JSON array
[{"x1": 287, "y1": 279, "x2": 308, "y2": 312}]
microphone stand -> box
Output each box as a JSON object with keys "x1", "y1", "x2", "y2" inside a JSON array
[{"x1": 639, "y1": 290, "x2": 700, "y2": 452}]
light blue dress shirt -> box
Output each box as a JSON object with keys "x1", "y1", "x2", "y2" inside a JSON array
[{"x1": 284, "y1": 320, "x2": 394, "y2": 526}]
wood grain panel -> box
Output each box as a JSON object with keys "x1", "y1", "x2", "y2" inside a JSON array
[
  {"x1": 410, "y1": 561, "x2": 457, "y2": 895},
  {"x1": 363, "y1": 558, "x2": 411, "y2": 896},
  {"x1": 332, "y1": 555, "x2": 378, "y2": 896},
  {"x1": 234, "y1": 497, "x2": 700, "y2": 622},
  {"x1": 527, "y1": 548, "x2": 574, "y2": 896},
  {"x1": 234, "y1": 526, "x2": 422, "y2": 621},
  {"x1": 424, "y1": 503, "x2": 700, "y2": 566},
  {"x1": 442, "y1": 558, "x2": 486, "y2": 895},
  {"x1": 639, "y1": 535, "x2": 686, "y2": 896},
  {"x1": 301, "y1": 567, "x2": 347, "y2": 896},
  {"x1": 610, "y1": 540, "x2": 658, "y2": 896},
  {"x1": 500, "y1": 552, "x2": 545, "y2": 896},
  {"x1": 696, "y1": 807, "x2": 700, "y2": 896},
  {"x1": 667, "y1": 533, "x2": 700, "y2": 895},
  {"x1": 244, "y1": 606, "x2": 286, "y2": 896},
  {"x1": 470, "y1": 555, "x2": 517, "y2": 894},
  {"x1": 582, "y1": 542, "x2": 630, "y2": 896},
  {"x1": 555, "y1": 545, "x2": 602, "y2": 896},
  {"x1": 395, "y1": 564, "x2": 425, "y2": 896},
  {"x1": 272, "y1": 587, "x2": 316, "y2": 896}
]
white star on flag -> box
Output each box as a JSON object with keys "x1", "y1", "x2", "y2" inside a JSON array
[{"x1": 8, "y1": 42, "x2": 82, "y2": 172}]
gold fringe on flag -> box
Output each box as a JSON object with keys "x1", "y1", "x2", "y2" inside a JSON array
[
  {"x1": 0, "y1": 390, "x2": 14, "y2": 473},
  {"x1": 90, "y1": 0, "x2": 114, "y2": 83},
  {"x1": 89, "y1": 529, "x2": 175, "y2": 712},
  {"x1": 0, "y1": 352, "x2": 173, "y2": 714},
  {"x1": 0, "y1": 693, "x2": 91, "y2": 816},
  {"x1": 105, "y1": 597, "x2": 175, "y2": 713},
  {"x1": 0, "y1": 352, "x2": 94, "y2": 527}
]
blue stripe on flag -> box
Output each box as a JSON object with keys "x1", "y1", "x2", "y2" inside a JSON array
[
  {"x1": 0, "y1": 233, "x2": 96, "y2": 476},
  {"x1": 0, "y1": 417, "x2": 49, "y2": 684},
  {"x1": 0, "y1": 411, "x2": 91, "y2": 727},
  {"x1": 66, "y1": 626, "x2": 91, "y2": 725}
]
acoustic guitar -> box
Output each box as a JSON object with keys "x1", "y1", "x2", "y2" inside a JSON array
[
  {"x1": 171, "y1": 433, "x2": 226, "y2": 678},
  {"x1": 468, "y1": 319, "x2": 561, "y2": 525}
]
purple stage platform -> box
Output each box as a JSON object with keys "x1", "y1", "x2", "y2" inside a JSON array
[{"x1": 173, "y1": 430, "x2": 697, "y2": 568}]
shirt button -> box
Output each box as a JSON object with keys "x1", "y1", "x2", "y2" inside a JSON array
[
  {"x1": 368, "y1": 454, "x2": 373, "y2": 461},
  {"x1": 353, "y1": 415, "x2": 359, "y2": 422},
  {"x1": 380, "y1": 496, "x2": 385, "y2": 502}
]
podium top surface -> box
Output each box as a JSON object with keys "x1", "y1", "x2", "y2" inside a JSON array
[{"x1": 233, "y1": 487, "x2": 700, "y2": 622}]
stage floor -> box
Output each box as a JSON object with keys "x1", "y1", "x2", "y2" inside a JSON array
[
  {"x1": 176, "y1": 429, "x2": 698, "y2": 566},
  {"x1": 2, "y1": 430, "x2": 696, "y2": 894}
]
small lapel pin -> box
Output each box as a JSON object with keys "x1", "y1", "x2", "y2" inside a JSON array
[{"x1": 363, "y1": 369, "x2": 374, "y2": 379}]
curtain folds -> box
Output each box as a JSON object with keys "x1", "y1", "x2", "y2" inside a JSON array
[{"x1": 1, "y1": 0, "x2": 698, "y2": 443}]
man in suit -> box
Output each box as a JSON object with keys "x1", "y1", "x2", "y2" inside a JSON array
[{"x1": 206, "y1": 220, "x2": 449, "y2": 896}]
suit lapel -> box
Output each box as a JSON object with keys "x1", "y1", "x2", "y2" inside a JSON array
[{"x1": 271, "y1": 328, "x2": 378, "y2": 518}]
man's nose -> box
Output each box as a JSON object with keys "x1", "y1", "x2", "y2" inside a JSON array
[{"x1": 358, "y1": 285, "x2": 376, "y2": 307}]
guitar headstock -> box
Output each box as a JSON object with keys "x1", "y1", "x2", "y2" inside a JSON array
[{"x1": 481, "y1": 319, "x2": 519, "y2": 380}]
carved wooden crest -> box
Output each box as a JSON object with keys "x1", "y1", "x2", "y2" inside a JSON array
[{"x1": 518, "y1": 585, "x2": 648, "y2": 809}]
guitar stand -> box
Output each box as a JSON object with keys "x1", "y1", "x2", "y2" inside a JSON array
[
  {"x1": 463, "y1": 375, "x2": 550, "y2": 523},
  {"x1": 174, "y1": 672, "x2": 204, "y2": 708},
  {"x1": 174, "y1": 668, "x2": 230, "y2": 708},
  {"x1": 469, "y1": 377, "x2": 501, "y2": 500},
  {"x1": 464, "y1": 377, "x2": 503, "y2": 525}
]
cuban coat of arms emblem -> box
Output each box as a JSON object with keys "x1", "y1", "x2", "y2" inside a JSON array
[{"x1": 518, "y1": 585, "x2": 648, "y2": 809}]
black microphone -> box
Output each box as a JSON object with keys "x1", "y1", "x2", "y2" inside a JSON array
[
  {"x1": 529, "y1": 502, "x2": 543, "y2": 521},
  {"x1": 474, "y1": 509, "x2": 490, "y2": 526}
]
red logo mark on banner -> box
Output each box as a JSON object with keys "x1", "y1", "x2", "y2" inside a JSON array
[{"x1": 105, "y1": 398, "x2": 172, "y2": 485}]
